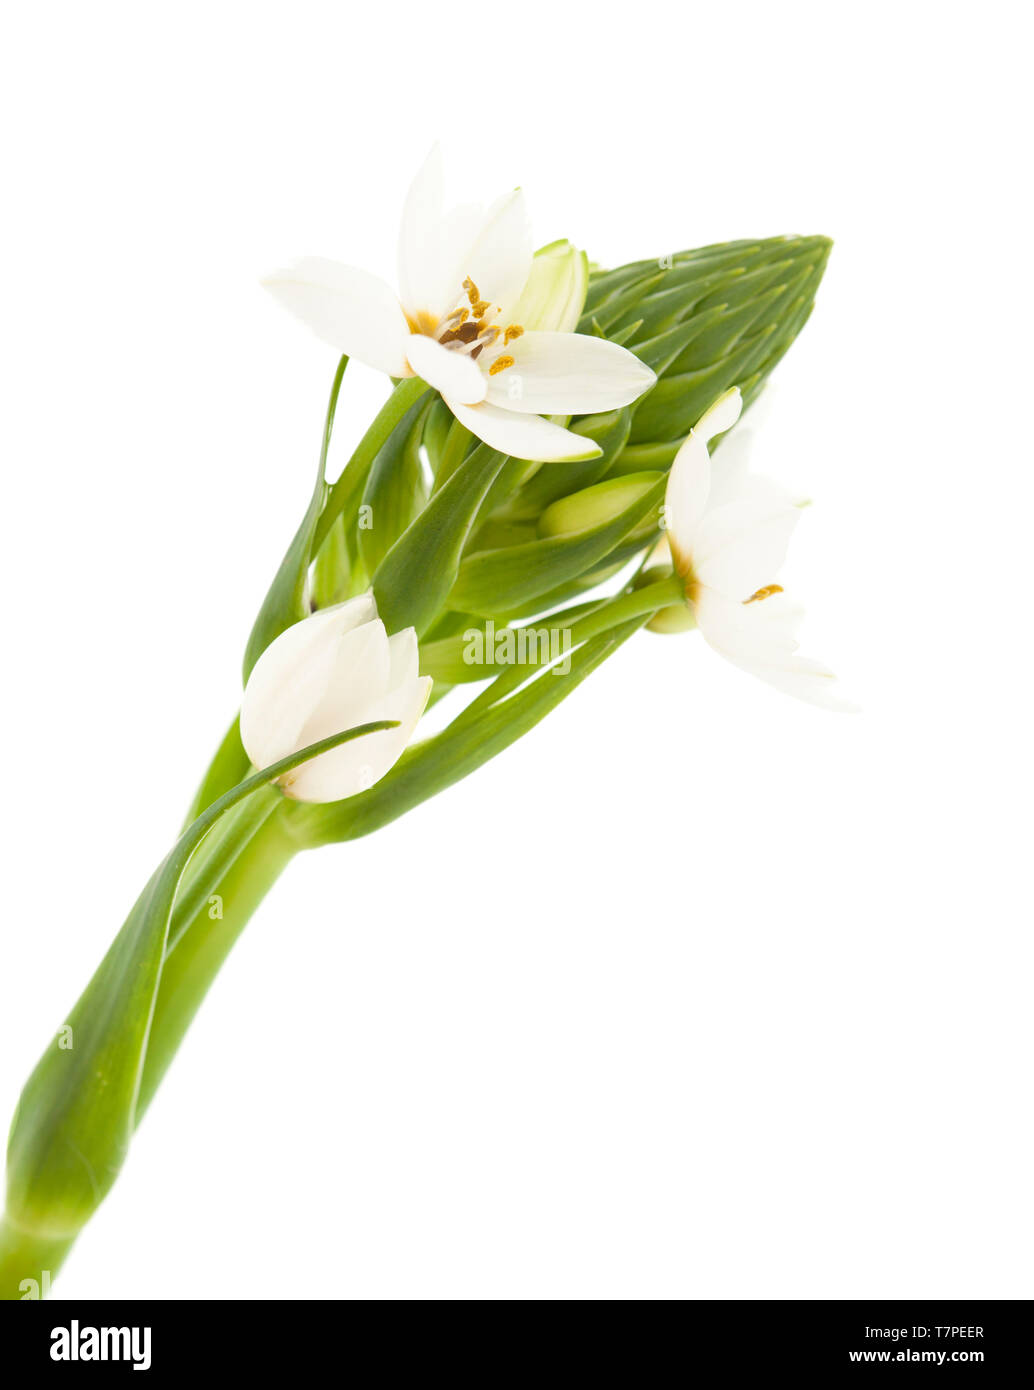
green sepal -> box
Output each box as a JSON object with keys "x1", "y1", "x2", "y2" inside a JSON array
[
  {"x1": 581, "y1": 237, "x2": 832, "y2": 445},
  {"x1": 372, "y1": 443, "x2": 507, "y2": 636}
]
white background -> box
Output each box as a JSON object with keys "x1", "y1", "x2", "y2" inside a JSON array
[{"x1": 1, "y1": 1, "x2": 1030, "y2": 1300}]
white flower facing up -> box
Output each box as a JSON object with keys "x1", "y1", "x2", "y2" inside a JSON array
[
  {"x1": 663, "y1": 388, "x2": 851, "y2": 710},
  {"x1": 262, "y1": 148, "x2": 656, "y2": 462},
  {"x1": 240, "y1": 593, "x2": 431, "y2": 803}
]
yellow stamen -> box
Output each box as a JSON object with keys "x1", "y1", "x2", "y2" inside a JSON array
[
  {"x1": 489, "y1": 355, "x2": 515, "y2": 376},
  {"x1": 504, "y1": 324, "x2": 524, "y2": 345},
  {"x1": 744, "y1": 584, "x2": 784, "y2": 604}
]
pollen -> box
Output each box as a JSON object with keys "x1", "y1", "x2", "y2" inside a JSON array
[
  {"x1": 460, "y1": 276, "x2": 490, "y2": 319},
  {"x1": 744, "y1": 584, "x2": 784, "y2": 604},
  {"x1": 504, "y1": 324, "x2": 524, "y2": 345},
  {"x1": 489, "y1": 355, "x2": 516, "y2": 375}
]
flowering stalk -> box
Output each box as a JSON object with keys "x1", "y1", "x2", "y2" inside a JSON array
[{"x1": 1, "y1": 149, "x2": 839, "y2": 1298}]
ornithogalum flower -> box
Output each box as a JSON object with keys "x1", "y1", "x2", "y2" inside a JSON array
[
  {"x1": 240, "y1": 593, "x2": 431, "y2": 802},
  {"x1": 262, "y1": 148, "x2": 655, "y2": 462},
  {"x1": 663, "y1": 388, "x2": 851, "y2": 709}
]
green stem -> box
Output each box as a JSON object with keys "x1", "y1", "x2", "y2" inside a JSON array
[
  {"x1": 136, "y1": 790, "x2": 299, "y2": 1118},
  {"x1": 1, "y1": 724, "x2": 394, "y2": 1298},
  {"x1": 0, "y1": 1215, "x2": 74, "y2": 1300},
  {"x1": 312, "y1": 376, "x2": 429, "y2": 553},
  {"x1": 0, "y1": 798, "x2": 300, "y2": 1297},
  {"x1": 456, "y1": 574, "x2": 685, "y2": 718}
]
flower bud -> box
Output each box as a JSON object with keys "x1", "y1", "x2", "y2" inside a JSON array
[
  {"x1": 510, "y1": 239, "x2": 589, "y2": 333},
  {"x1": 240, "y1": 592, "x2": 431, "y2": 803},
  {"x1": 537, "y1": 471, "x2": 664, "y2": 540}
]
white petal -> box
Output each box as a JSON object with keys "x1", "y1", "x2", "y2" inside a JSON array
[
  {"x1": 297, "y1": 619, "x2": 392, "y2": 746},
  {"x1": 696, "y1": 588, "x2": 804, "y2": 664},
  {"x1": 386, "y1": 627, "x2": 419, "y2": 689},
  {"x1": 734, "y1": 473, "x2": 806, "y2": 512},
  {"x1": 664, "y1": 433, "x2": 712, "y2": 570},
  {"x1": 463, "y1": 189, "x2": 533, "y2": 317},
  {"x1": 695, "y1": 588, "x2": 852, "y2": 711},
  {"x1": 397, "y1": 144, "x2": 445, "y2": 319},
  {"x1": 696, "y1": 387, "x2": 743, "y2": 442},
  {"x1": 758, "y1": 660, "x2": 857, "y2": 711},
  {"x1": 483, "y1": 331, "x2": 655, "y2": 415},
  {"x1": 240, "y1": 596, "x2": 379, "y2": 768},
  {"x1": 405, "y1": 334, "x2": 486, "y2": 405},
  {"x1": 707, "y1": 427, "x2": 756, "y2": 509},
  {"x1": 511, "y1": 239, "x2": 589, "y2": 334},
  {"x1": 444, "y1": 397, "x2": 603, "y2": 462},
  {"x1": 286, "y1": 675, "x2": 432, "y2": 803},
  {"x1": 693, "y1": 497, "x2": 802, "y2": 598},
  {"x1": 262, "y1": 259, "x2": 410, "y2": 376}
]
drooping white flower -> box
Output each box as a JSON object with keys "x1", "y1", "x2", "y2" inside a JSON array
[
  {"x1": 240, "y1": 593, "x2": 431, "y2": 802},
  {"x1": 663, "y1": 388, "x2": 851, "y2": 710},
  {"x1": 262, "y1": 148, "x2": 656, "y2": 462}
]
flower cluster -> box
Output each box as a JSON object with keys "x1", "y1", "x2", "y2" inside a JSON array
[
  {"x1": 245, "y1": 154, "x2": 848, "y2": 802},
  {"x1": 1, "y1": 146, "x2": 846, "y2": 1300}
]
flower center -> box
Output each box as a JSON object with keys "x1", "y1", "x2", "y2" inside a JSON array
[{"x1": 431, "y1": 277, "x2": 523, "y2": 374}]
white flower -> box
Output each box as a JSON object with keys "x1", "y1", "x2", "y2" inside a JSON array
[
  {"x1": 663, "y1": 388, "x2": 851, "y2": 710},
  {"x1": 262, "y1": 148, "x2": 656, "y2": 462},
  {"x1": 240, "y1": 593, "x2": 431, "y2": 802}
]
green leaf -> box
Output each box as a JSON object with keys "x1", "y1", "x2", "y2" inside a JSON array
[
  {"x1": 311, "y1": 376, "x2": 430, "y2": 553},
  {"x1": 242, "y1": 356, "x2": 348, "y2": 682},
  {"x1": 358, "y1": 396, "x2": 431, "y2": 576},
  {"x1": 309, "y1": 512, "x2": 351, "y2": 610},
  {"x1": 372, "y1": 442, "x2": 508, "y2": 636},
  {"x1": 4, "y1": 718, "x2": 398, "y2": 1239},
  {"x1": 180, "y1": 716, "x2": 251, "y2": 826}
]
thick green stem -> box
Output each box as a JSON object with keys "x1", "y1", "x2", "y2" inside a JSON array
[
  {"x1": 0, "y1": 1215, "x2": 74, "y2": 1300},
  {"x1": 136, "y1": 788, "x2": 300, "y2": 1118},
  {"x1": 0, "y1": 795, "x2": 300, "y2": 1297}
]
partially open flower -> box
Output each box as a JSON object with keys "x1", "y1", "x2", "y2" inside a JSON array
[
  {"x1": 262, "y1": 148, "x2": 655, "y2": 462},
  {"x1": 509, "y1": 239, "x2": 589, "y2": 336},
  {"x1": 240, "y1": 593, "x2": 431, "y2": 802},
  {"x1": 662, "y1": 389, "x2": 851, "y2": 710}
]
